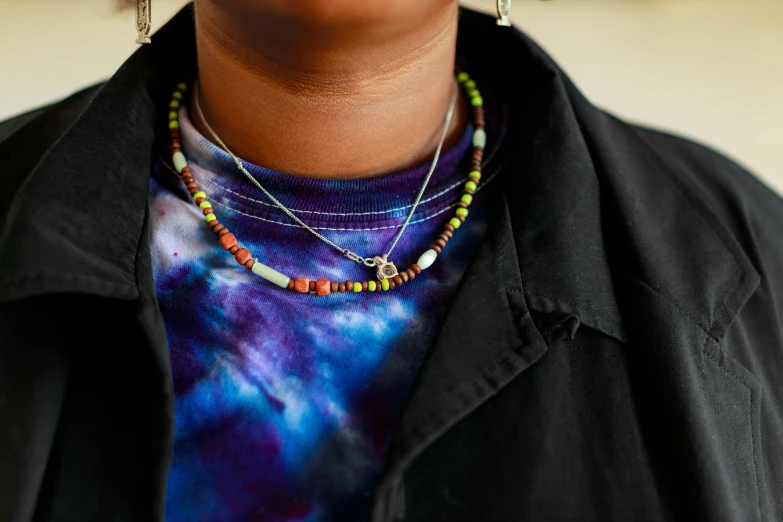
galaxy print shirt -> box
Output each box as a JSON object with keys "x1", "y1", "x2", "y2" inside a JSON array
[{"x1": 149, "y1": 91, "x2": 506, "y2": 521}]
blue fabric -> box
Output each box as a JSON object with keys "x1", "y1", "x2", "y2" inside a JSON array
[{"x1": 149, "y1": 92, "x2": 505, "y2": 521}]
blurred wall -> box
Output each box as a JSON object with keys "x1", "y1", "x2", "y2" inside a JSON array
[{"x1": 0, "y1": 0, "x2": 780, "y2": 192}]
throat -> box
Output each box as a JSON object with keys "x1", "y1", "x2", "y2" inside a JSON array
[{"x1": 190, "y1": 0, "x2": 468, "y2": 180}]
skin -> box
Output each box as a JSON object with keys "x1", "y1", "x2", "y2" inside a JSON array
[{"x1": 191, "y1": 0, "x2": 469, "y2": 179}]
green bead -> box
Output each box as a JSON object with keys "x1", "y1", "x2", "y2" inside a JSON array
[
  {"x1": 381, "y1": 279, "x2": 390, "y2": 291},
  {"x1": 449, "y1": 217, "x2": 462, "y2": 229},
  {"x1": 469, "y1": 170, "x2": 482, "y2": 181},
  {"x1": 199, "y1": 201, "x2": 212, "y2": 209},
  {"x1": 467, "y1": 89, "x2": 479, "y2": 98},
  {"x1": 465, "y1": 180, "x2": 478, "y2": 191},
  {"x1": 470, "y1": 96, "x2": 483, "y2": 107},
  {"x1": 368, "y1": 281, "x2": 377, "y2": 292},
  {"x1": 461, "y1": 194, "x2": 473, "y2": 205},
  {"x1": 172, "y1": 91, "x2": 183, "y2": 100},
  {"x1": 177, "y1": 82, "x2": 188, "y2": 90},
  {"x1": 464, "y1": 79, "x2": 476, "y2": 89},
  {"x1": 456, "y1": 208, "x2": 469, "y2": 218},
  {"x1": 353, "y1": 282, "x2": 362, "y2": 292},
  {"x1": 205, "y1": 214, "x2": 217, "y2": 223},
  {"x1": 472, "y1": 129, "x2": 487, "y2": 148},
  {"x1": 193, "y1": 191, "x2": 207, "y2": 201},
  {"x1": 169, "y1": 111, "x2": 178, "y2": 120},
  {"x1": 457, "y1": 72, "x2": 470, "y2": 83},
  {"x1": 170, "y1": 100, "x2": 180, "y2": 109},
  {"x1": 169, "y1": 120, "x2": 180, "y2": 130},
  {"x1": 251, "y1": 260, "x2": 291, "y2": 289},
  {"x1": 172, "y1": 152, "x2": 187, "y2": 172}
]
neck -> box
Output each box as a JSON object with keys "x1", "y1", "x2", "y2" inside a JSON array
[{"x1": 190, "y1": 1, "x2": 468, "y2": 179}]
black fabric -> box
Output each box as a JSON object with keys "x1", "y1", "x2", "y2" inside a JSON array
[{"x1": 1, "y1": 5, "x2": 782, "y2": 522}]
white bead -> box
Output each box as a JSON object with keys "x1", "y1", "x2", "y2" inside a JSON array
[
  {"x1": 417, "y1": 249, "x2": 438, "y2": 271},
  {"x1": 472, "y1": 129, "x2": 487, "y2": 149},
  {"x1": 172, "y1": 152, "x2": 188, "y2": 173},
  {"x1": 251, "y1": 260, "x2": 291, "y2": 289}
]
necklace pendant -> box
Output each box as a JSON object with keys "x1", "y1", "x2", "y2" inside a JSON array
[{"x1": 373, "y1": 255, "x2": 399, "y2": 281}]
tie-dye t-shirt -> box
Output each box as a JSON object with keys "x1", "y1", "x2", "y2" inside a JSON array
[{"x1": 149, "y1": 88, "x2": 506, "y2": 521}]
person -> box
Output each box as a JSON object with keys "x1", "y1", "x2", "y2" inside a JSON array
[{"x1": 1, "y1": 0, "x2": 781, "y2": 521}]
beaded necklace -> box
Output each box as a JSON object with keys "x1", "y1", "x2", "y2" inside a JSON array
[{"x1": 166, "y1": 70, "x2": 486, "y2": 296}]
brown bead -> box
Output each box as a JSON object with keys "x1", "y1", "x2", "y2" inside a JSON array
[
  {"x1": 212, "y1": 224, "x2": 225, "y2": 234},
  {"x1": 288, "y1": 280, "x2": 295, "y2": 290},
  {"x1": 229, "y1": 245, "x2": 239, "y2": 255},
  {"x1": 183, "y1": 176, "x2": 194, "y2": 184},
  {"x1": 294, "y1": 277, "x2": 310, "y2": 293},
  {"x1": 346, "y1": 280, "x2": 353, "y2": 289},
  {"x1": 431, "y1": 244, "x2": 442, "y2": 254},
  {"x1": 456, "y1": 215, "x2": 466, "y2": 223},
  {"x1": 406, "y1": 268, "x2": 416, "y2": 280},
  {"x1": 244, "y1": 259, "x2": 255, "y2": 269},
  {"x1": 218, "y1": 228, "x2": 230, "y2": 236},
  {"x1": 316, "y1": 278, "x2": 331, "y2": 296},
  {"x1": 393, "y1": 275, "x2": 403, "y2": 287},
  {"x1": 203, "y1": 208, "x2": 214, "y2": 216},
  {"x1": 388, "y1": 280, "x2": 396, "y2": 290},
  {"x1": 189, "y1": 188, "x2": 200, "y2": 195},
  {"x1": 208, "y1": 219, "x2": 220, "y2": 228},
  {"x1": 435, "y1": 239, "x2": 447, "y2": 248},
  {"x1": 412, "y1": 264, "x2": 422, "y2": 274},
  {"x1": 442, "y1": 229, "x2": 453, "y2": 239},
  {"x1": 309, "y1": 280, "x2": 316, "y2": 292},
  {"x1": 462, "y1": 188, "x2": 475, "y2": 195},
  {"x1": 376, "y1": 281, "x2": 383, "y2": 292},
  {"x1": 219, "y1": 233, "x2": 237, "y2": 250},
  {"x1": 362, "y1": 281, "x2": 368, "y2": 291},
  {"x1": 179, "y1": 164, "x2": 190, "y2": 172},
  {"x1": 339, "y1": 283, "x2": 346, "y2": 293},
  {"x1": 399, "y1": 271, "x2": 409, "y2": 283},
  {"x1": 186, "y1": 183, "x2": 198, "y2": 192},
  {"x1": 456, "y1": 202, "x2": 468, "y2": 209},
  {"x1": 234, "y1": 248, "x2": 251, "y2": 265},
  {"x1": 331, "y1": 281, "x2": 338, "y2": 293},
  {"x1": 195, "y1": 197, "x2": 205, "y2": 204},
  {"x1": 444, "y1": 223, "x2": 455, "y2": 233},
  {"x1": 437, "y1": 233, "x2": 450, "y2": 243}
]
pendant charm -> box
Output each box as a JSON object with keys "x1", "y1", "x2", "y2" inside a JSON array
[
  {"x1": 373, "y1": 255, "x2": 399, "y2": 281},
  {"x1": 496, "y1": 0, "x2": 511, "y2": 26}
]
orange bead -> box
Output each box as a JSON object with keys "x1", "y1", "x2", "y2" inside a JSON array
[
  {"x1": 234, "y1": 248, "x2": 251, "y2": 265},
  {"x1": 316, "y1": 278, "x2": 331, "y2": 296},
  {"x1": 219, "y1": 233, "x2": 237, "y2": 250},
  {"x1": 295, "y1": 278, "x2": 310, "y2": 293}
]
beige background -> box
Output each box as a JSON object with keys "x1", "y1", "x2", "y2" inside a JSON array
[{"x1": 1, "y1": 0, "x2": 781, "y2": 192}]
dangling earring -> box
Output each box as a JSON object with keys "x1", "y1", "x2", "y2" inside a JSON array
[
  {"x1": 136, "y1": 0, "x2": 152, "y2": 44},
  {"x1": 496, "y1": 0, "x2": 511, "y2": 26}
]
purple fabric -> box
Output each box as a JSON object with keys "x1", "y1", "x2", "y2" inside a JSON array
[{"x1": 149, "y1": 93, "x2": 505, "y2": 521}]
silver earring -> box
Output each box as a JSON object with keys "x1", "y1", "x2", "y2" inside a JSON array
[
  {"x1": 136, "y1": 0, "x2": 152, "y2": 44},
  {"x1": 496, "y1": 0, "x2": 511, "y2": 26}
]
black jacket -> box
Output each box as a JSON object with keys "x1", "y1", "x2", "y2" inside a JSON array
[{"x1": 1, "y1": 5, "x2": 782, "y2": 522}]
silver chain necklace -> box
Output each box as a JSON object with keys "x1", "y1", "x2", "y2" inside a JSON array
[{"x1": 192, "y1": 79, "x2": 459, "y2": 280}]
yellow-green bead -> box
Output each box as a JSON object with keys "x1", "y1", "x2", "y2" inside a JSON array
[
  {"x1": 467, "y1": 89, "x2": 480, "y2": 98},
  {"x1": 471, "y1": 96, "x2": 483, "y2": 107},
  {"x1": 368, "y1": 281, "x2": 377, "y2": 292},
  {"x1": 381, "y1": 279, "x2": 390, "y2": 291},
  {"x1": 172, "y1": 91, "x2": 183, "y2": 100},
  {"x1": 464, "y1": 79, "x2": 476, "y2": 90},
  {"x1": 205, "y1": 214, "x2": 217, "y2": 223},
  {"x1": 169, "y1": 111, "x2": 178, "y2": 120},
  {"x1": 469, "y1": 170, "x2": 481, "y2": 181},
  {"x1": 170, "y1": 100, "x2": 180, "y2": 109},
  {"x1": 461, "y1": 194, "x2": 473, "y2": 205},
  {"x1": 169, "y1": 120, "x2": 180, "y2": 130},
  {"x1": 353, "y1": 282, "x2": 362, "y2": 292},
  {"x1": 457, "y1": 72, "x2": 470, "y2": 83},
  {"x1": 456, "y1": 208, "x2": 469, "y2": 218},
  {"x1": 465, "y1": 180, "x2": 477, "y2": 191},
  {"x1": 177, "y1": 82, "x2": 188, "y2": 90},
  {"x1": 199, "y1": 201, "x2": 212, "y2": 209},
  {"x1": 449, "y1": 217, "x2": 462, "y2": 229},
  {"x1": 193, "y1": 191, "x2": 207, "y2": 201}
]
